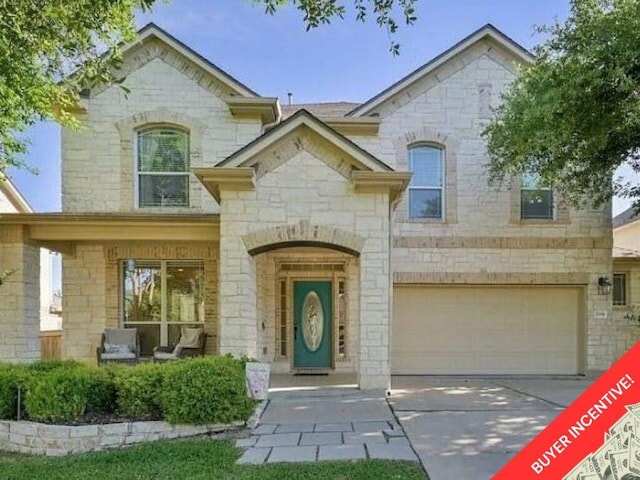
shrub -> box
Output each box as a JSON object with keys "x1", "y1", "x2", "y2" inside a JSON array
[
  {"x1": 25, "y1": 364, "x2": 116, "y2": 423},
  {"x1": 160, "y1": 356, "x2": 255, "y2": 425},
  {"x1": 0, "y1": 364, "x2": 27, "y2": 419},
  {"x1": 115, "y1": 362, "x2": 164, "y2": 419},
  {"x1": 27, "y1": 359, "x2": 82, "y2": 373}
]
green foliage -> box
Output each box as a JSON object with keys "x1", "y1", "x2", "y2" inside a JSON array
[
  {"x1": 255, "y1": 0, "x2": 418, "y2": 54},
  {"x1": 0, "y1": 364, "x2": 27, "y2": 419},
  {"x1": 0, "y1": 440, "x2": 427, "y2": 480},
  {"x1": 25, "y1": 364, "x2": 115, "y2": 423},
  {"x1": 161, "y1": 356, "x2": 256, "y2": 425},
  {"x1": 115, "y1": 362, "x2": 164, "y2": 419},
  {"x1": 483, "y1": 0, "x2": 640, "y2": 208},
  {"x1": 0, "y1": 0, "x2": 156, "y2": 174},
  {"x1": 27, "y1": 359, "x2": 83, "y2": 373}
]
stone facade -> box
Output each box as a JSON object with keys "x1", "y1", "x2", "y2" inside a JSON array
[
  {"x1": 2, "y1": 25, "x2": 620, "y2": 384},
  {"x1": 0, "y1": 226, "x2": 40, "y2": 361},
  {"x1": 217, "y1": 134, "x2": 391, "y2": 388}
]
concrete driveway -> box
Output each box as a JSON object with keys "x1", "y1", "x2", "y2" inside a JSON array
[{"x1": 389, "y1": 376, "x2": 592, "y2": 479}]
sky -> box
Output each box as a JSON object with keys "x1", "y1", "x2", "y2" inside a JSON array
[{"x1": 9, "y1": 0, "x2": 630, "y2": 216}]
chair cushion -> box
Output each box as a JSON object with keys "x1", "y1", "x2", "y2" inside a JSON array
[
  {"x1": 154, "y1": 350, "x2": 179, "y2": 360},
  {"x1": 100, "y1": 352, "x2": 136, "y2": 361},
  {"x1": 104, "y1": 343, "x2": 132, "y2": 354},
  {"x1": 104, "y1": 329, "x2": 137, "y2": 351},
  {"x1": 178, "y1": 327, "x2": 202, "y2": 348}
]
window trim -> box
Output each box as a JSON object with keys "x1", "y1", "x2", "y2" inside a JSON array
[
  {"x1": 121, "y1": 260, "x2": 205, "y2": 348},
  {"x1": 134, "y1": 126, "x2": 191, "y2": 208},
  {"x1": 407, "y1": 144, "x2": 445, "y2": 220},
  {"x1": 613, "y1": 272, "x2": 628, "y2": 307},
  {"x1": 520, "y1": 172, "x2": 554, "y2": 221}
]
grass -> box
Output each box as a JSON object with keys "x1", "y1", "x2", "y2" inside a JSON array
[{"x1": 0, "y1": 439, "x2": 427, "y2": 480}]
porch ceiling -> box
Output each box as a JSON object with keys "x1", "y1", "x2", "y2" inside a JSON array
[{"x1": 0, "y1": 213, "x2": 220, "y2": 255}]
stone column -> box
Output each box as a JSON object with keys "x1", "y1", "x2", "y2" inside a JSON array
[
  {"x1": 218, "y1": 219, "x2": 258, "y2": 359},
  {"x1": 0, "y1": 226, "x2": 41, "y2": 362},
  {"x1": 358, "y1": 217, "x2": 391, "y2": 390}
]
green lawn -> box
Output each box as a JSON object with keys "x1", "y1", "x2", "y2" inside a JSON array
[{"x1": 0, "y1": 439, "x2": 427, "y2": 480}]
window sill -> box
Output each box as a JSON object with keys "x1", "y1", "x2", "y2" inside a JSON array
[
  {"x1": 510, "y1": 218, "x2": 570, "y2": 226},
  {"x1": 402, "y1": 217, "x2": 449, "y2": 224}
]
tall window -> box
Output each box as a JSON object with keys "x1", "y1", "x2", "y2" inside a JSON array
[
  {"x1": 613, "y1": 273, "x2": 627, "y2": 306},
  {"x1": 521, "y1": 172, "x2": 553, "y2": 220},
  {"x1": 122, "y1": 260, "x2": 204, "y2": 355},
  {"x1": 408, "y1": 145, "x2": 444, "y2": 219},
  {"x1": 136, "y1": 128, "x2": 190, "y2": 207}
]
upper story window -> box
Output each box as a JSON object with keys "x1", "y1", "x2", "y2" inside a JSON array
[
  {"x1": 408, "y1": 145, "x2": 444, "y2": 219},
  {"x1": 136, "y1": 128, "x2": 190, "y2": 207},
  {"x1": 613, "y1": 273, "x2": 627, "y2": 306},
  {"x1": 521, "y1": 171, "x2": 553, "y2": 220}
]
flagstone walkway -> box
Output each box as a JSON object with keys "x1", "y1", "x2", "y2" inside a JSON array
[{"x1": 236, "y1": 388, "x2": 419, "y2": 464}]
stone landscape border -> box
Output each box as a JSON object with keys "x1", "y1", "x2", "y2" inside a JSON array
[{"x1": 0, "y1": 419, "x2": 245, "y2": 456}]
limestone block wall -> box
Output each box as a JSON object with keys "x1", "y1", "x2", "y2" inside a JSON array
[
  {"x1": 62, "y1": 37, "x2": 263, "y2": 214},
  {"x1": 62, "y1": 245, "x2": 107, "y2": 360},
  {"x1": 348, "y1": 39, "x2": 613, "y2": 373},
  {"x1": 218, "y1": 135, "x2": 391, "y2": 388},
  {"x1": 0, "y1": 226, "x2": 40, "y2": 362}
]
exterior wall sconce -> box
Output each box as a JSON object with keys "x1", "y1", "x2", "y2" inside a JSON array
[{"x1": 598, "y1": 276, "x2": 612, "y2": 295}]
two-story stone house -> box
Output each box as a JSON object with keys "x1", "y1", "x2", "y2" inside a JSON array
[{"x1": 0, "y1": 23, "x2": 616, "y2": 389}]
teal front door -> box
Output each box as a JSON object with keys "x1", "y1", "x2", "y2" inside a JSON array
[{"x1": 293, "y1": 281, "x2": 332, "y2": 369}]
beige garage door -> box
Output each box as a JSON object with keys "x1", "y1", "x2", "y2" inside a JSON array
[{"x1": 392, "y1": 286, "x2": 582, "y2": 375}]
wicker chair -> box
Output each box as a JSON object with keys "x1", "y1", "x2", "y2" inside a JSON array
[
  {"x1": 153, "y1": 327, "x2": 207, "y2": 362},
  {"x1": 96, "y1": 328, "x2": 140, "y2": 365}
]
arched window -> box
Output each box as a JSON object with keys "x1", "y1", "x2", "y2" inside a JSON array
[
  {"x1": 136, "y1": 127, "x2": 190, "y2": 207},
  {"x1": 408, "y1": 144, "x2": 445, "y2": 219}
]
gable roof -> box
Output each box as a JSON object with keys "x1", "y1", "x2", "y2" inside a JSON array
[
  {"x1": 118, "y1": 23, "x2": 258, "y2": 98},
  {"x1": 216, "y1": 109, "x2": 393, "y2": 172},
  {"x1": 613, "y1": 206, "x2": 640, "y2": 229},
  {"x1": 347, "y1": 24, "x2": 534, "y2": 117},
  {"x1": 282, "y1": 102, "x2": 360, "y2": 119}
]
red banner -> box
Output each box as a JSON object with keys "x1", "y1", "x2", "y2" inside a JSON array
[{"x1": 494, "y1": 341, "x2": 640, "y2": 479}]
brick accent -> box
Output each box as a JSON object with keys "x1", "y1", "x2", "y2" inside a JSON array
[
  {"x1": 393, "y1": 271, "x2": 591, "y2": 285},
  {"x1": 394, "y1": 236, "x2": 612, "y2": 250},
  {"x1": 63, "y1": 242, "x2": 218, "y2": 362},
  {"x1": 243, "y1": 221, "x2": 365, "y2": 256}
]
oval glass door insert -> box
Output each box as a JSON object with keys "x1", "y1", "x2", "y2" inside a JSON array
[{"x1": 302, "y1": 291, "x2": 323, "y2": 352}]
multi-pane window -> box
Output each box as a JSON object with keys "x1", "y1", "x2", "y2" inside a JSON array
[
  {"x1": 613, "y1": 273, "x2": 627, "y2": 306},
  {"x1": 408, "y1": 145, "x2": 444, "y2": 219},
  {"x1": 122, "y1": 260, "x2": 204, "y2": 355},
  {"x1": 136, "y1": 128, "x2": 190, "y2": 207},
  {"x1": 521, "y1": 172, "x2": 553, "y2": 220}
]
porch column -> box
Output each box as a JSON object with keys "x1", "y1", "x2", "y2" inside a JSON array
[
  {"x1": 0, "y1": 226, "x2": 41, "y2": 361},
  {"x1": 358, "y1": 241, "x2": 391, "y2": 390},
  {"x1": 218, "y1": 228, "x2": 258, "y2": 358}
]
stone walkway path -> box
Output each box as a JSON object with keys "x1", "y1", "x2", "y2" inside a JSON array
[{"x1": 236, "y1": 388, "x2": 419, "y2": 464}]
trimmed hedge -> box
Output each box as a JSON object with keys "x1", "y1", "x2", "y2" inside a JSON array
[
  {"x1": 115, "y1": 362, "x2": 164, "y2": 419},
  {"x1": 25, "y1": 364, "x2": 116, "y2": 423},
  {"x1": 161, "y1": 356, "x2": 255, "y2": 425},
  {"x1": 0, "y1": 364, "x2": 26, "y2": 419},
  {"x1": 0, "y1": 356, "x2": 255, "y2": 425}
]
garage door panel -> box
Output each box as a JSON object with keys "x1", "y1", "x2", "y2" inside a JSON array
[{"x1": 392, "y1": 286, "x2": 581, "y2": 375}]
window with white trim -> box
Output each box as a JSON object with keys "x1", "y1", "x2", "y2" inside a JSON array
[
  {"x1": 136, "y1": 128, "x2": 190, "y2": 207},
  {"x1": 521, "y1": 171, "x2": 553, "y2": 220},
  {"x1": 122, "y1": 260, "x2": 204, "y2": 355},
  {"x1": 613, "y1": 273, "x2": 627, "y2": 306},
  {"x1": 408, "y1": 145, "x2": 444, "y2": 219}
]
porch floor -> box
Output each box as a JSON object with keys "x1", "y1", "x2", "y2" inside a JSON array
[{"x1": 269, "y1": 373, "x2": 358, "y2": 394}]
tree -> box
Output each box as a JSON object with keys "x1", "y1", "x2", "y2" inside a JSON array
[
  {"x1": 483, "y1": 0, "x2": 640, "y2": 208},
  {"x1": 0, "y1": 0, "x2": 156, "y2": 178},
  {"x1": 256, "y1": 0, "x2": 417, "y2": 54},
  {"x1": 0, "y1": 1, "x2": 416, "y2": 178}
]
